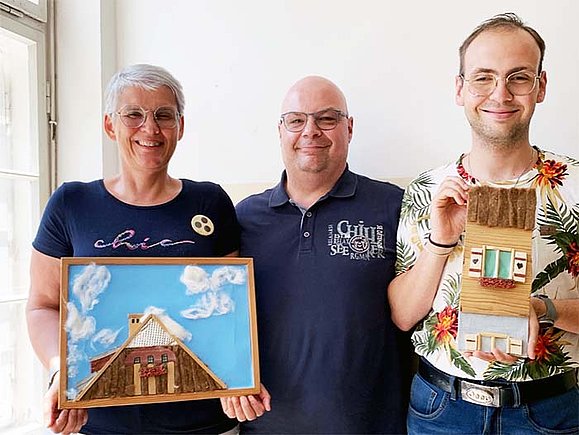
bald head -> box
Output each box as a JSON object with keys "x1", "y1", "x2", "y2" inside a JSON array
[
  {"x1": 277, "y1": 76, "x2": 353, "y2": 188},
  {"x1": 281, "y1": 76, "x2": 349, "y2": 115}
]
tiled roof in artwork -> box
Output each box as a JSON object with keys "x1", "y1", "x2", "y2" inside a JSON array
[{"x1": 128, "y1": 317, "x2": 177, "y2": 348}]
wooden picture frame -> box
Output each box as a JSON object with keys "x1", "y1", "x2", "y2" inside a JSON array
[{"x1": 59, "y1": 257, "x2": 259, "y2": 408}]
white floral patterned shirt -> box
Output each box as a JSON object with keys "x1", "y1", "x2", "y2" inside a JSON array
[{"x1": 396, "y1": 148, "x2": 579, "y2": 381}]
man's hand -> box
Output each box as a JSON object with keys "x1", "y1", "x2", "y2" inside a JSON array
[
  {"x1": 429, "y1": 176, "x2": 469, "y2": 245},
  {"x1": 466, "y1": 306, "x2": 541, "y2": 363},
  {"x1": 44, "y1": 372, "x2": 88, "y2": 434},
  {"x1": 220, "y1": 383, "x2": 271, "y2": 422},
  {"x1": 471, "y1": 347, "x2": 519, "y2": 363}
]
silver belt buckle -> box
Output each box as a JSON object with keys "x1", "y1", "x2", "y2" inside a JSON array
[{"x1": 460, "y1": 381, "x2": 501, "y2": 407}]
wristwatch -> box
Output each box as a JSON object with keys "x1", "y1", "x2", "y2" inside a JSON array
[{"x1": 534, "y1": 294, "x2": 557, "y2": 327}]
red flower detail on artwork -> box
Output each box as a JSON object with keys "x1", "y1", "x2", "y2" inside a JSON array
[
  {"x1": 140, "y1": 365, "x2": 167, "y2": 378},
  {"x1": 566, "y1": 241, "x2": 579, "y2": 277},
  {"x1": 479, "y1": 277, "x2": 516, "y2": 288},
  {"x1": 432, "y1": 306, "x2": 458, "y2": 343},
  {"x1": 536, "y1": 159, "x2": 568, "y2": 188}
]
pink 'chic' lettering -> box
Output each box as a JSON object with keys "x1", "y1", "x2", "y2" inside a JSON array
[{"x1": 94, "y1": 229, "x2": 195, "y2": 251}]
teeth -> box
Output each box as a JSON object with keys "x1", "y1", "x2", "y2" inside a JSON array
[{"x1": 137, "y1": 140, "x2": 161, "y2": 147}]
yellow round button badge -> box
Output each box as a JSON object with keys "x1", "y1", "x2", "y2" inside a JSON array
[{"x1": 191, "y1": 215, "x2": 214, "y2": 236}]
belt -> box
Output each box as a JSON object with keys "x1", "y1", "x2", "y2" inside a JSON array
[{"x1": 418, "y1": 358, "x2": 577, "y2": 408}]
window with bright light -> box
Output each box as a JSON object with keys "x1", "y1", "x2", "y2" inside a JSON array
[{"x1": 1, "y1": 2, "x2": 50, "y2": 433}]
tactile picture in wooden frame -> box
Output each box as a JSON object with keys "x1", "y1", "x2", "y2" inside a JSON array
[{"x1": 59, "y1": 257, "x2": 259, "y2": 408}]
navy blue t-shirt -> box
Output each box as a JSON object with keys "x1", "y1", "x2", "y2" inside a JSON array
[
  {"x1": 33, "y1": 179, "x2": 239, "y2": 434},
  {"x1": 236, "y1": 169, "x2": 410, "y2": 434}
]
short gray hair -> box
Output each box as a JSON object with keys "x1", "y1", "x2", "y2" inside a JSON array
[{"x1": 104, "y1": 64, "x2": 185, "y2": 115}]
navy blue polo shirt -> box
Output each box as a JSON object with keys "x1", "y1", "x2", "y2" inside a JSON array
[{"x1": 237, "y1": 169, "x2": 409, "y2": 434}]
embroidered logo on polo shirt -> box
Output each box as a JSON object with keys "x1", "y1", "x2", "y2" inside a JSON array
[
  {"x1": 191, "y1": 215, "x2": 214, "y2": 236},
  {"x1": 327, "y1": 220, "x2": 385, "y2": 260}
]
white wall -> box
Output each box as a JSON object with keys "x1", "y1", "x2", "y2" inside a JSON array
[
  {"x1": 55, "y1": 0, "x2": 118, "y2": 180},
  {"x1": 55, "y1": 0, "x2": 579, "y2": 192}
]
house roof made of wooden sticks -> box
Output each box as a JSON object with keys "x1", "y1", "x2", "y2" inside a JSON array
[{"x1": 467, "y1": 186, "x2": 536, "y2": 230}]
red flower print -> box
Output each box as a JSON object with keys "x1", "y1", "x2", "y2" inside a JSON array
[
  {"x1": 566, "y1": 241, "x2": 579, "y2": 277},
  {"x1": 536, "y1": 159, "x2": 568, "y2": 188},
  {"x1": 432, "y1": 306, "x2": 458, "y2": 344},
  {"x1": 533, "y1": 329, "x2": 562, "y2": 363}
]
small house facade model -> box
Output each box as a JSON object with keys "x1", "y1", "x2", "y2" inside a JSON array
[
  {"x1": 458, "y1": 186, "x2": 536, "y2": 357},
  {"x1": 74, "y1": 313, "x2": 226, "y2": 403}
]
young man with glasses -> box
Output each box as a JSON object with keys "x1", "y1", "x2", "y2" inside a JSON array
[
  {"x1": 227, "y1": 76, "x2": 409, "y2": 433},
  {"x1": 388, "y1": 13, "x2": 578, "y2": 434}
]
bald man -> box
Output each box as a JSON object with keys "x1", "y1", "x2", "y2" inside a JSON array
[{"x1": 233, "y1": 76, "x2": 409, "y2": 433}]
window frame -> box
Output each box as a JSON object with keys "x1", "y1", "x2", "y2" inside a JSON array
[
  {"x1": 0, "y1": 2, "x2": 52, "y2": 432},
  {"x1": 1, "y1": 0, "x2": 47, "y2": 23},
  {"x1": 468, "y1": 245, "x2": 529, "y2": 286},
  {"x1": 0, "y1": 6, "x2": 51, "y2": 205}
]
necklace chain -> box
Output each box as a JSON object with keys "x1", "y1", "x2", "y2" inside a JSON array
[
  {"x1": 464, "y1": 148, "x2": 537, "y2": 186},
  {"x1": 513, "y1": 148, "x2": 536, "y2": 187}
]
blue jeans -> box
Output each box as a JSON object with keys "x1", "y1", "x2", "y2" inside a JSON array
[{"x1": 407, "y1": 373, "x2": 579, "y2": 434}]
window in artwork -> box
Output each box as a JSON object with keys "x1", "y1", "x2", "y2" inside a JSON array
[
  {"x1": 483, "y1": 248, "x2": 513, "y2": 279},
  {"x1": 468, "y1": 246, "x2": 528, "y2": 287}
]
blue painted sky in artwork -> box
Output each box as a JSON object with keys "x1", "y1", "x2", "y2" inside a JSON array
[{"x1": 65, "y1": 263, "x2": 253, "y2": 399}]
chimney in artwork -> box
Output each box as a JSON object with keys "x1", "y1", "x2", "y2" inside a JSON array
[{"x1": 128, "y1": 313, "x2": 142, "y2": 337}]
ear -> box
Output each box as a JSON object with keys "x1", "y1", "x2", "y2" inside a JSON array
[
  {"x1": 455, "y1": 75, "x2": 466, "y2": 106},
  {"x1": 278, "y1": 121, "x2": 282, "y2": 142},
  {"x1": 104, "y1": 114, "x2": 117, "y2": 141},
  {"x1": 347, "y1": 116, "x2": 354, "y2": 143},
  {"x1": 536, "y1": 71, "x2": 547, "y2": 103},
  {"x1": 177, "y1": 115, "x2": 185, "y2": 140}
]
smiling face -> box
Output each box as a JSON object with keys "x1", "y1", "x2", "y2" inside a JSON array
[
  {"x1": 456, "y1": 28, "x2": 546, "y2": 150},
  {"x1": 104, "y1": 85, "x2": 184, "y2": 175},
  {"x1": 279, "y1": 77, "x2": 353, "y2": 179}
]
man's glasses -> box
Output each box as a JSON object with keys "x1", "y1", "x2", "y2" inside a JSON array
[
  {"x1": 280, "y1": 109, "x2": 348, "y2": 133},
  {"x1": 460, "y1": 70, "x2": 540, "y2": 97},
  {"x1": 116, "y1": 105, "x2": 181, "y2": 129}
]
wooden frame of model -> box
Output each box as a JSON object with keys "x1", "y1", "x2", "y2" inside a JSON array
[
  {"x1": 59, "y1": 257, "x2": 260, "y2": 408},
  {"x1": 458, "y1": 186, "x2": 536, "y2": 357}
]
